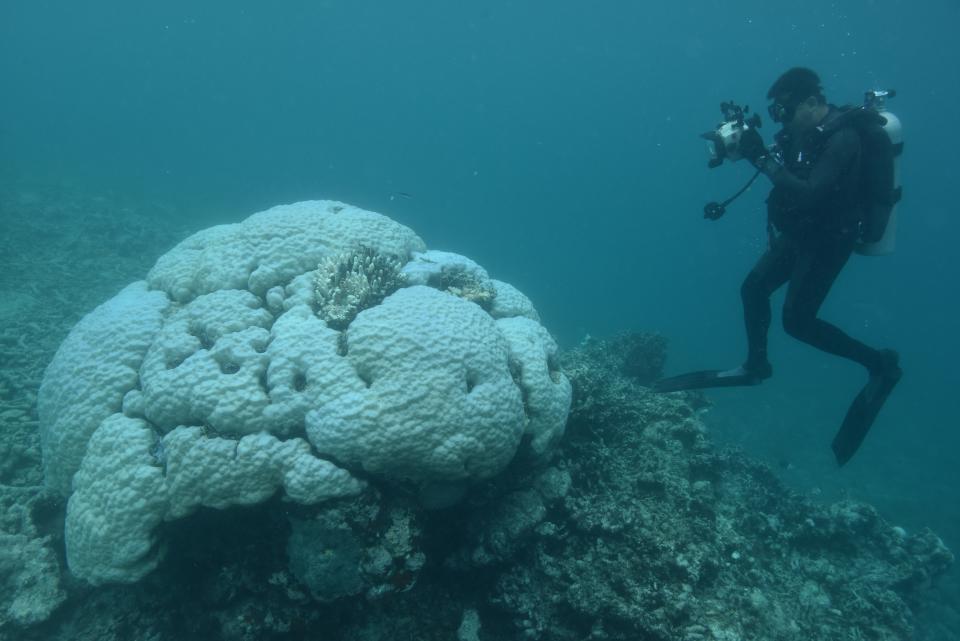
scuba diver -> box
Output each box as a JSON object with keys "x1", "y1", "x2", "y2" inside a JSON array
[{"x1": 654, "y1": 68, "x2": 903, "y2": 466}]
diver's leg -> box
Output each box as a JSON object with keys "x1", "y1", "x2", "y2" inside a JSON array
[
  {"x1": 740, "y1": 235, "x2": 794, "y2": 376},
  {"x1": 651, "y1": 236, "x2": 793, "y2": 393},
  {"x1": 781, "y1": 236, "x2": 883, "y2": 369},
  {"x1": 781, "y1": 235, "x2": 902, "y2": 465}
]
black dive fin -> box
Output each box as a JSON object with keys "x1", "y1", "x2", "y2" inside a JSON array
[
  {"x1": 832, "y1": 353, "x2": 902, "y2": 466},
  {"x1": 652, "y1": 369, "x2": 763, "y2": 393}
]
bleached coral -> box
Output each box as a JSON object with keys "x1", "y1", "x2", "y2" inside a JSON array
[{"x1": 38, "y1": 200, "x2": 571, "y2": 586}]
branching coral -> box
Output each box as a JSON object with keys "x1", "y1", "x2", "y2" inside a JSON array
[
  {"x1": 439, "y1": 270, "x2": 496, "y2": 309},
  {"x1": 313, "y1": 246, "x2": 405, "y2": 330}
]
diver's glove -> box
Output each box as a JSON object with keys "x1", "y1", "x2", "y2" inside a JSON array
[
  {"x1": 738, "y1": 127, "x2": 767, "y2": 164},
  {"x1": 740, "y1": 128, "x2": 784, "y2": 177}
]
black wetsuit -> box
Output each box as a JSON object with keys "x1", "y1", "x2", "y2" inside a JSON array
[{"x1": 742, "y1": 107, "x2": 884, "y2": 374}]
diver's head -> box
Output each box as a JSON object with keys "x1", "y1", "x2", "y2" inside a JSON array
[{"x1": 766, "y1": 67, "x2": 828, "y2": 132}]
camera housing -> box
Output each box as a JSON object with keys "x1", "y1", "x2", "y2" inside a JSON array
[{"x1": 702, "y1": 101, "x2": 762, "y2": 168}]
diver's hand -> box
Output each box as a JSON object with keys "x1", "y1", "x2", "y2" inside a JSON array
[{"x1": 738, "y1": 127, "x2": 767, "y2": 164}]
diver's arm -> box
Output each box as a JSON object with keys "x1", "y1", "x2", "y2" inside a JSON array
[{"x1": 758, "y1": 128, "x2": 860, "y2": 209}]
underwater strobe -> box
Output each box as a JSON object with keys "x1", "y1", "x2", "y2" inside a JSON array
[{"x1": 701, "y1": 101, "x2": 764, "y2": 219}]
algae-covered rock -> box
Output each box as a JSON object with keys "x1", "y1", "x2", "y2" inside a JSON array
[{"x1": 0, "y1": 532, "x2": 65, "y2": 627}]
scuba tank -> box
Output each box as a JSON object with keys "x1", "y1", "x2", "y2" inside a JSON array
[{"x1": 855, "y1": 89, "x2": 902, "y2": 256}]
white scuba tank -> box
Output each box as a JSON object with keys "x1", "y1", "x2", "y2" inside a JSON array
[{"x1": 856, "y1": 108, "x2": 902, "y2": 256}]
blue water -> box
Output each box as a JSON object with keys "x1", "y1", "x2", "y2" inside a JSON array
[{"x1": 3, "y1": 0, "x2": 958, "y2": 631}]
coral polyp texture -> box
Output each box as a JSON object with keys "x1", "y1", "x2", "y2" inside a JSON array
[{"x1": 37, "y1": 201, "x2": 571, "y2": 586}]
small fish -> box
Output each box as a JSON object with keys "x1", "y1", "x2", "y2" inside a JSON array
[{"x1": 389, "y1": 192, "x2": 414, "y2": 201}]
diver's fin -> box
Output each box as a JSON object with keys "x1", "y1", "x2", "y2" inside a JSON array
[
  {"x1": 832, "y1": 351, "x2": 902, "y2": 466},
  {"x1": 652, "y1": 367, "x2": 765, "y2": 393}
]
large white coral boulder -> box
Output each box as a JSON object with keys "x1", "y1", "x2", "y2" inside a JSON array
[
  {"x1": 307, "y1": 285, "x2": 525, "y2": 481},
  {"x1": 39, "y1": 200, "x2": 571, "y2": 586}
]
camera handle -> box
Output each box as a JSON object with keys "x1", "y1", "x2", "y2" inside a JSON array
[{"x1": 703, "y1": 169, "x2": 762, "y2": 220}]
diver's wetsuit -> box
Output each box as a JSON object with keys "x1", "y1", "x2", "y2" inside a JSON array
[{"x1": 742, "y1": 108, "x2": 884, "y2": 374}]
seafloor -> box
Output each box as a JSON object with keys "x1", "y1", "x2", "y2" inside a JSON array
[{"x1": 0, "y1": 179, "x2": 956, "y2": 641}]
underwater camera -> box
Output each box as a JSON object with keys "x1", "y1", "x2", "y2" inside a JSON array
[
  {"x1": 701, "y1": 101, "x2": 762, "y2": 169},
  {"x1": 701, "y1": 101, "x2": 765, "y2": 220}
]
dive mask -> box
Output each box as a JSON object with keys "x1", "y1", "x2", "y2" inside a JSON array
[{"x1": 767, "y1": 99, "x2": 798, "y2": 124}]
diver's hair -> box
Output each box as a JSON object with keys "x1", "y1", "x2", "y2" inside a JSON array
[{"x1": 767, "y1": 67, "x2": 825, "y2": 104}]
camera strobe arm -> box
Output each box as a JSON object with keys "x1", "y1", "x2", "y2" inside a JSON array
[{"x1": 703, "y1": 169, "x2": 763, "y2": 220}]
